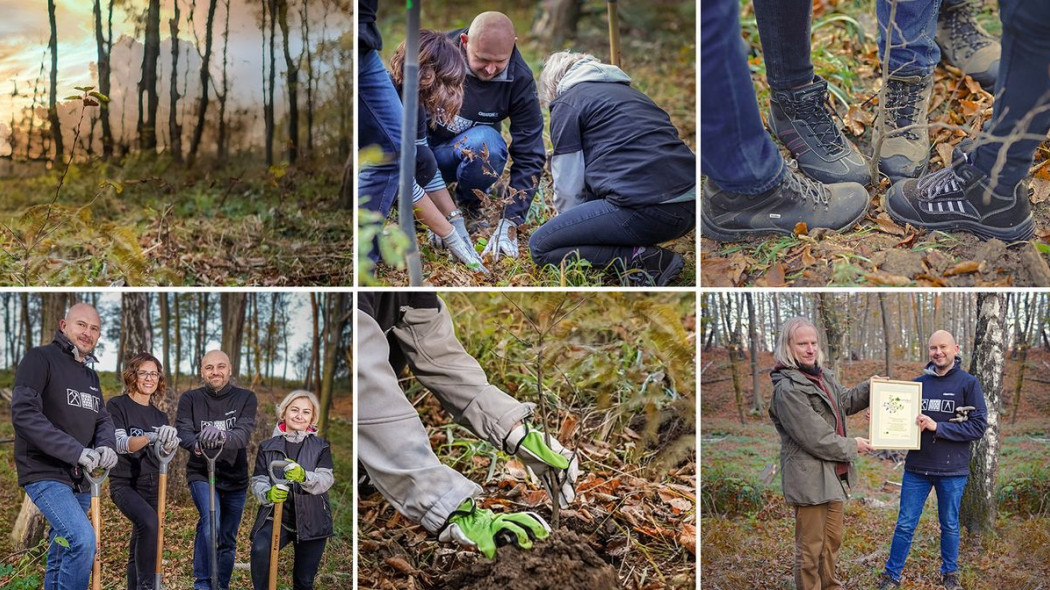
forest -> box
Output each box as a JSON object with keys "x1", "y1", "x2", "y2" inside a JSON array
[
  {"x1": 0, "y1": 1, "x2": 353, "y2": 286},
  {"x1": 0, "y1": 291, "x2": 352, "y2": 589},
  {"x1": 700, "y1": 0, "x2": 1050, "y2": 287},
  {"x1": 363, "y1": 0, "x2": 697, "y2": 287},
  {"x1": 358, "y1": 292, "x2": 696, "y2": 589},
  {"x1": 700, "y1": 292, "x2": 1050, "y2": 588}
]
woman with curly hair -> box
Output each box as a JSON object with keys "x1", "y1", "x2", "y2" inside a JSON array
[
  {"x1": 106, "y1": 352, "x2": 180, "y2": 590},
  {"x1": 385, "y1": 29, "x2": 487, "y2": 272}
]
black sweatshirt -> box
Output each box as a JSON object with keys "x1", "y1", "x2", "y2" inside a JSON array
[
  {"x1": 359, "y1": 0, "x2": 382, "y2": 52},
  {"x1": 106, "y1": 394, "x2": 169, "y2": 481},
  {"x1": 175, "y1": 382, "x2": 258, "y2": 492},
  {"x1": 426, "y1": 28, "x2": 545, "y2": 225},
  {"x1": 12, "y1": 332, "x2": 115, "y2": 492}
]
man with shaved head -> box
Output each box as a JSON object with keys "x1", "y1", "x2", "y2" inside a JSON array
[
  {"x1": 876, "y1": 330, "x2": 988, "y2": 590},
  {"x1": 429, "y1": 11, "x2": 545, "y2": 260},
  {"x1": 12, "y1": 301, "x2": 117, "y2": 589},
  {"x1": 176, "y1": 349, "x2": 258, "y2": 590}
]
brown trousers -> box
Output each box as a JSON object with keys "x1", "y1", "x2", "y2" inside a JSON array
[{"x1": 794, "y1": 501, "x2": 844, "y2": 590}]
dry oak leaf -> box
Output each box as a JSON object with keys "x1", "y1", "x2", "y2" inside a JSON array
[
  {"x1": 755, "y1": 262, "x2": 787, "y2": 287},
  {"x1": 944, "y1": 260, "x2": 981, "y2": 276}
]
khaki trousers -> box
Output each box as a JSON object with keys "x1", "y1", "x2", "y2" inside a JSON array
[{"x1": 794, "y1": 501, "x2": 844, "y2": 590}]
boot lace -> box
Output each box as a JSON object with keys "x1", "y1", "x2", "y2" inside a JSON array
[
  {"x1": 884, "y1": 78, "x2": 925, "y2": 140},
  {"x1": 784, "y1": 162, "x2": 831, "y2": 207},
  {"x1": 943, "y1": 2, "x2": 992, "y2": 61},
  {"x1": 916, "y1": 164, "x2": 963, "y2": 199},
  {"x1": 793, "y1": 90, "x2": 846, "y2": 153}
]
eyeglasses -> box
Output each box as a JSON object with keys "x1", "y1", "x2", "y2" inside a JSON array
[{"x1": 137, "y1": 371, "x2": 160, "y2": 379}]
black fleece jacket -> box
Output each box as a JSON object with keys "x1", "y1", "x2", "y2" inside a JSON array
[
  {"x1": 175, "y1": 382, "x2": 258, "y2": 492},
  {"x1": 12, "y1": 332, "x2": 115, "y2": 492}
]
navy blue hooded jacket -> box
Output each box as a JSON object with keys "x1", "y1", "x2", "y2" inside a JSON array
[{"x1": 905, "y1": 357, "x2": 987, "y2": 477}]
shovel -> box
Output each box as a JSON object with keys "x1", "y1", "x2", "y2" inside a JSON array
[
  {"x1": 267, "y1": 459, "x2": 293, "y2": 590},
  {"x1": 201, "y1": 441, "x2": 225, "y2": 590},
  {"x1": 152, "y1": 439, "x2": 178, "y2": 589},
  {"x1": 85, "y1": 464, "x2": 111, "y2": 590}
]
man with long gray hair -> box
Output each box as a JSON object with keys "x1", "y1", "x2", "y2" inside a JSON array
[{"x1": 769, "y1": 317, "x2": 880, "y2": 589}]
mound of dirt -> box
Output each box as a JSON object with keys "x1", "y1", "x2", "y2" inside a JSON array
[{"x1": 441, "y1": 530, "x2": 620, "y2": 590}]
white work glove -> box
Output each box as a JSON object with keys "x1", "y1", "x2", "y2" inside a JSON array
[
  {"x1": 429, "y1": 210, "x2": 472, "y2": 250},
  {"x1": 155, "y1": 425, "x2": 180, "y2": 451},
  {"x1": 481, "y1": 218, "x2": 519, "y2": 261},
  {"x1": 441, "y1": 228, "x2": 489, "y2": 274},
  {"x1": 78, "y1": 448, "x2": 101, "y2": 471},
  {"x1": 504, "y1": 423, "x2": 579, "y2": 508},
  {"x1": 96, "y1": 446, "x2": 118, "y2": 470}
]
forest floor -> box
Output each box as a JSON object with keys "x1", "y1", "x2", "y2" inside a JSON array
[
  {"x1": 699, "y1": 348, "x2": 1050, "y2": 589},
  {"x1": 0, "y1": 154, "x2": 353, "y2": 286},
  {"x1": 356, "y1": 293, "x2": 697, "y2": 589},
  {"x1": 365, "y1": 0, "x2": 697, "y2": 287},
  {"x1": 700, "y1": 0, "x2": 1050, "y2": 287},
  {"x1": 0, "y1": 377, "x2": 353, "y2": 589}
]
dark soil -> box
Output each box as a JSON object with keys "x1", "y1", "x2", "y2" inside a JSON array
[{"x1": 441, "y1": 530, "x2": 621, "y2": 590}]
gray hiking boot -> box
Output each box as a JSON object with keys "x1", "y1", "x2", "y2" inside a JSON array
[
  {"x1": 937, "y1": 0, "x2": 1000, "y2": 89},
  {"x1": 876, "y1": 74, "x2": 934, "y2": 182},
  {"x1": 877, "y1": 573, "x2": 901, "y2": 590},
  {"x1": 942, "y1": 572, "x2": 965, "y2": 590},
  {"x1": 768, "y1": 75, "x2": 871, "y2": 185},
  {"x1": 701, "y1": 161, "x2": 870, "y2": 241}
]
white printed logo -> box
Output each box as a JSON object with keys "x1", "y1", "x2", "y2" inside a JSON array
[
  {"x1": 66, "y1": 388, "x2": 99, "y2": 412},
  {"x1": 922, "y1": 398, "x2": 955, "y2": 413},
  {"x1": 130, "y1": 427, "x2": 144, "y2": 437},
  {"x1": 200, "y1": 419, "x2": 235, "y2": 431}
]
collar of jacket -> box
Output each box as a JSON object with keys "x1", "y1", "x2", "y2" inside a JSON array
[
  {"x1": 923, "y1": 356, "x2": 961, "y2": 377},
  {"x1": 53, "y1": 330, "x2": 99, "y2": 365},
  {"x1": 205, "y1": 381, "x2": 234, "y2": 397}
]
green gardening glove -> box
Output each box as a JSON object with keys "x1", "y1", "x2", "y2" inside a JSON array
[
  {"x1": 505, "y1": 423, "x2": 580, "y2": 508},
  {"x1": 284, "y1": 461, "x2": 305, "y2": 483},
  {"x1": 266, "y1": 485, "x2": 288, "y2": 504},
  {"x1": 438, "y1": 499, "x2": 551, "y2": 558}
]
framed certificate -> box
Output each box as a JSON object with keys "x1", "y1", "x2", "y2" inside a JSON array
[{"x1": 869, "y1": 379, "x2": 922, "y2": 450}]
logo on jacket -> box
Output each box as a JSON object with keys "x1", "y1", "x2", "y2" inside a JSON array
[
  {"x1": 200, "y1": 419, "x2": 235, "y2": 431},
  {"x1": 66, "y1": 389, "x2": 100, "y2": 412},
  {"x1": 922, "y1": 398, "x2": 955, "y2": 413}
]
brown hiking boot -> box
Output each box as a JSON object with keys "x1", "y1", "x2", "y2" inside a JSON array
[
  {"x1": 875, "y1": 74, "x2": 934, "y2": 182},
  {"x1": 937, "y1": 0, "x2": 1000, "y2": 89}
]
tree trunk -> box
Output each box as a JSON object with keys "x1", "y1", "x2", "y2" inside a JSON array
[
  {"x1": 173, "y1": 294, "x2": 182, "y2": 393},
  {"x1": 168, "y1": 1, "x2": 182, "y2": 162},
  {"x1": 531, "y1": 0, "x2": 581, "y2": 47},
  {"x1": 318, "y1": 293, "x2": 349, "y2": 437},
  {"x1": 138, "y1": 0, "x2": 161, "y2": 151},
  {"x1": 277, "y1": 0, "x2": 299, "y2": 164},
  {"x1": 21, "y1": 293, "x2": 33, "y2": 356},
  {"x1": 300, "y1": 0, "x2": 315, "y2": 157},
  {"x1": 121, "y1": 293, "x2": 153, "y2": 362},
  {"x1": 960, "y1": 293, "x2": 1004, "y2": 537},
  {"x1": 818, "y1": 293, "x2": 846, "y2": 375},
  {"x1": 339, "y1": 151, "x2": 353, "y2": 208},
  {"x1": 746, "y1": 293, "x2": 762, "y2": 413},
  {"x1": 93, "y1": 0, "x2": 113, "y2": 159},
  {"x1": 47, "y1": 0, "x2": 63, "y2": 161},
  {"x1": 10, "y1": 494, "x2": 46, "y2": 551},
  {"x1": 42, "y1": 293, "x2": 73, "y2": 345},
  {"x1": 1010, "y1": 294, "x2": 1036, "y2": 424},
  {"x1": 264, "y1": 0, "x2": 277, "y2": 166},
  {"x1": 310, "y1": 293, "x2": 322, "y2": 394},
  {"x1": 879, "y1": 293, "x2": 892, "y2": 378},
  {"x1": 216, "y1": 0, "x2": 231, "y2": 162},
  {"x1": 720, "y1": 295, "x2": 746, "y2": 425},
  {"x1": 220, "y1": 293, "x2": 247, "y2": 379},
  {"x1": 159, "y1": 293, "x2": 171, "y2": 383},
  {"x1": 188, "y1": 0, "x2": 218, "y2": 163}
]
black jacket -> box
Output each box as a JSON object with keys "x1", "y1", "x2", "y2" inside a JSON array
[
  {"x1": 175, "y1": 382, "x2": 258, "y2": 492},
  {"x1": 12, "y1": 332, "x2": 115, "y2": 492},
  {"x1": 427, "y1": 28, "x2": 545, "y2": 225},
  {"x1": 250, "y1": 435, "x2": 334, "y2": 542}
]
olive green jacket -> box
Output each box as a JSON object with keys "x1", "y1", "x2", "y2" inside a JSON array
[{"x1": 768, "y1": 367, "x2": 870, "y2": 506}]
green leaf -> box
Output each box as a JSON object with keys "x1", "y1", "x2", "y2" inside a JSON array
[
  {"x1": 63, "y1": 95, "x2": 81, "y2": 101},
  {"x1": 1034, "y1": 241, "x2": 1050, "y2": 255},
  {"x1": 54, "y1": 536, "x2": 69, "y2": 548},
  {"x1": 88, "y1": 91, "x2": 111, "y2": 103},
  {"x1": 73, "y1": 85, "x2": 95, "y2": 92}
]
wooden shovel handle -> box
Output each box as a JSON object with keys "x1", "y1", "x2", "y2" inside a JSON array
[
  {"x1": 155, "y1": 473, "x2": 167, "y2": 578},
  {"x1": 91, "y1": 496, "x2": 101, "y2": 590},
  {"x1": 268, "y1": 501, "x2": 283, "y2": 590}
]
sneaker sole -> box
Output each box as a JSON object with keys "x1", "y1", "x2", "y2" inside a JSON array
[
  {"x1": 885, "y1": 199, "x2": 1035, "y2": 242},
  {"x1": 700, "y1": 206, "x2": 868, "y2": 242}
]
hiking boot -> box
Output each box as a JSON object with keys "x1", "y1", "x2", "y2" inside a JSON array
[
  {"x1": 875, "y1": 74, "x2": 934, "y2": 182},
  {"x1": 937, "y1": 0, "x2": 1000, "y2": 89},
  {"x1": 768, "y1": 75, "x2": 871, "y2": 185},
  {"x1": 942, "y1": 572, "x2": 965, "y2": 590},
  {"x1": 625, "y1": 247, "x2": 685, "y2": 286},
  {"x1": 877, "y1": 573, "x2": 901, "y2": 590},
  {"x1": 884, "y1": 148, "x2": 1035, "y2": 241},
  {"x1": 701, "y1": 162, "x2": 870, "y2": 241}
]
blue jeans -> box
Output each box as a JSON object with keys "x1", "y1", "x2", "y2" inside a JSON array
[
  {"x1": 877, "y1": 0, "x2": 943, "y2": 77},
  {"x1": 24, "y1": 480, "x2": 94, "y2": 590},
  {"x1": 752, "y1": 0, "x2": 815, "y2": 90},
  {"x1": 358, "y1": 48, "x2": 402, "y2": 218},
  {"x1": 189, "y1": 481, "x2": 247, "y2": 590},
  {"x1": 432, "y1": 125, "x2": 507, "y2": 209},
  {"x1": 700, "y1": 0, "x2": 785, "y2": 194},
  {"x1": 972, "y1": 0, "x2": 1050, "y2": 193},
  {"x1": 883, "y1": 471, "x2": 968, "y2": 581},
  {"x1": 529, "y1": 199, "x2": 695, "y2": 270}
]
